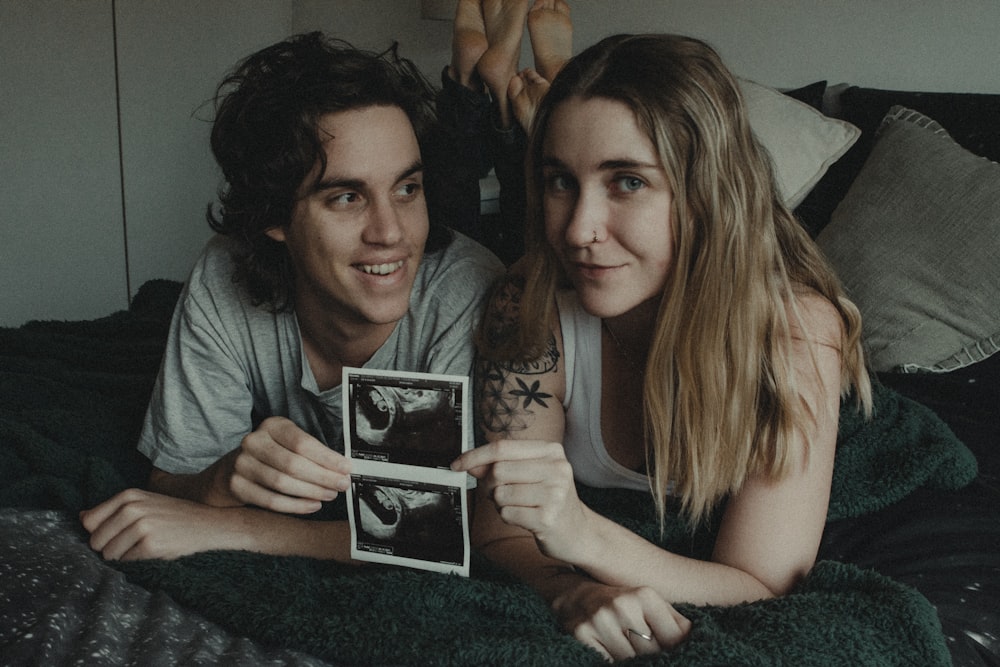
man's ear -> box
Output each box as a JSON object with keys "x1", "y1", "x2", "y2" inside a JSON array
[{"x1": 265, "y1": 226, "x2": 287, "y2": 243}]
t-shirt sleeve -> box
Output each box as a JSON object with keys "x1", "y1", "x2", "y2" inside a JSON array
[
  {"x1": 421, "y1": 241, "x2": 503, "y2": 379},
  {"x1": 137, "y1": 272, "x2": 256, "y2": 475}
]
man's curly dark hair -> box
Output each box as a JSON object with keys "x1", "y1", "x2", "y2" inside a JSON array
[{"x1": 207, "y1": 32, "x2": 451, "y2": 311}]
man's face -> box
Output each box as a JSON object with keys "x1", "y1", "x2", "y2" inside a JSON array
[{"x1": 268, "y1": 105, "x2": 429, "y2": 329}]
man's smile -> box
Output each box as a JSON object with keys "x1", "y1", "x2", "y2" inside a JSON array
[{"x1": 358, "y1": 259, "x2": 405, "y2": 275}]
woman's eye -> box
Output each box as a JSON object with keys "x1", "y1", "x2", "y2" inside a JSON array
[
  {"x1": 545, "y1": 173, "x2": 575, "y2": 192},
  {"x1": 614, "y1": 176, "x2": 645, "y2": 193}
]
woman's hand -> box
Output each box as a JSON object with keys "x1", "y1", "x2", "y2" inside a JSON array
[
  {"x1": 552, "y1": 579, "x2": 691, "y2": 662},
  {"x1": 452, "y1": 439, "x2": 594, "y2": 563}
]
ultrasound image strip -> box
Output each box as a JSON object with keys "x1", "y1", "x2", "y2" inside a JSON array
[
  {"x1": 352, "y1": 475, "x2": 466, "y2": 569},
  {"x1": 346, "y1": 371, "x2": 466, "y2": 469},
  {"x1": 342, "y1": 367, "x2": 472, "y2": 576}
]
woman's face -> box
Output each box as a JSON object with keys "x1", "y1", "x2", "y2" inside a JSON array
[{"x1": 541, "y1": 96, "x2": 676, "y2": 319}]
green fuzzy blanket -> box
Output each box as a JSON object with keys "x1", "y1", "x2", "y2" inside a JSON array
[{"x1": 0, "y1": 280, "x2": 978, "y2": 666}]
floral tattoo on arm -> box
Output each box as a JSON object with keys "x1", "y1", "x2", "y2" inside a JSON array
[
  {"x1": 477, "y1": 275, "x2": 561, "y2": 436},
  {"x1": 477, "y1": 340, "x2": 560, "y2": 436}
]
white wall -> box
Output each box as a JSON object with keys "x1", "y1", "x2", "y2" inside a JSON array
[
  {"x1": 0, "y1": 0, "x2": 292, "y2": 327},
  {"x1": 1, "y1": 1, "x2": 127, "y2": 325},
  {"x1": 293, "y1": 0, "x2": 455, "y2": 84},
  {"x1": 2, "y1": 0, "x2": 998, "y2": 326},
  {"x1": 294, "y1": 0, "x2": 1000, "y2": 93},
  {"x1": 565, "y1": 0, "x2": 1000, "y2": 93},
  {"x1": 116, "y1": 1, "x2": 294, "y2": 295}
]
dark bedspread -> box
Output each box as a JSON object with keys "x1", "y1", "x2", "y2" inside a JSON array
[{"x1": 1, "y1": 280, "x2": 997, "y2": 666}]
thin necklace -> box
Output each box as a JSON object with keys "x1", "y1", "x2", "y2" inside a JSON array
[{"x1": 602, "y1": 319, "x2": 645, "y2": 373}]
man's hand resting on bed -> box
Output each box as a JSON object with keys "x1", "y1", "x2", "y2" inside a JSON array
[
  {"x1": 79, "y1": 418, "x2": 357, "y2": 562},
  {"x1": 80, "y1": 489, "x2": 253, "y2": 560},
  {"x1": 79, "y1": 487, "x2": 356, "y2": 561}
]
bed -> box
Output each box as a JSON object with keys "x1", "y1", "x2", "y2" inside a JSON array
[{"x1": 1, "y1": 83, "x2": 998, "y2": 666}]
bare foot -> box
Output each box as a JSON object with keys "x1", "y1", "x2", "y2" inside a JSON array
[
  {"x1": 527, "y1": 0, "x2": 572, "y2": 82},
  {"x1": 478, "y1": 0, "x2": 530, "y2": 127},
  {"x1": 450, "y1": 0, "x2": 489, "y2": 89},
  {"x1": 509, "y1": 67, "x2": 550, "y2": 131}
]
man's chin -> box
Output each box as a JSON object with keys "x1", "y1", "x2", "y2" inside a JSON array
[{"x1": 361, "y1": 303, "x2": 411, "y2": 327}]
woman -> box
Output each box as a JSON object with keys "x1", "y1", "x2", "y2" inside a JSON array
[{"x1": 452, "y1": 33, "x2": 872, "y2": 661}]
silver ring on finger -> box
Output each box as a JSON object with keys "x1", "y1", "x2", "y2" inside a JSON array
[{"x1": 626, "y1": 627, "x2": 653, "y2": 641}]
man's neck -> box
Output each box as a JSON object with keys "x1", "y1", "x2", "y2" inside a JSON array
[{"x1": 295, "y1": 305, "x2": 397, "y2": 392}]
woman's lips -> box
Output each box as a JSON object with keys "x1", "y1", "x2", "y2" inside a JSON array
[{"x1": 569, "y1": 260, "x2": 621, "y2": 280}]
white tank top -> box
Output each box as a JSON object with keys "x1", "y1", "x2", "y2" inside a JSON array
[{"x1": 556, "y1": 290, "x2": 651, "y2": 492}]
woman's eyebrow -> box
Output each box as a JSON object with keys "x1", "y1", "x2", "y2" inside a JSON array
[
  {"x1": 598, "y1": 158, "x2": 660, "y2": 171},
  {"x1": 540, "y1": 156, "x2": 660, "y2": 171},
  {"x1": 540, "y1": 156, "x2": 567, "y2": 170}
]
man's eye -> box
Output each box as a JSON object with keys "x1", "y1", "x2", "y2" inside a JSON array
[
  {"x1": 396, "y1": 182, "x2": 422, "y2": 197},
  {"x1": 330, "y1": 192, "x2": 360, "y2": 206}
]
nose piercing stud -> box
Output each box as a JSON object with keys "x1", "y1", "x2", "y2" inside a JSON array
[{"x1": 592, "y1": 230, "x2": 599, "y2": 243}]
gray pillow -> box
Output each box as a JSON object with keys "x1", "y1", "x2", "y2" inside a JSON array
[{"x1": 817, "y1": 106, "x2": 1000, "y2": 373}]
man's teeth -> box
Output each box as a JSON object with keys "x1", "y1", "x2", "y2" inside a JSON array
[{"x1": 360, "y1": 260, "x2": 404, "y2": 275}]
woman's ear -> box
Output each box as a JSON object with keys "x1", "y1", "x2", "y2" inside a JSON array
[{"x1": 264, "y1": 226, "x2": 287, "y2": 243}]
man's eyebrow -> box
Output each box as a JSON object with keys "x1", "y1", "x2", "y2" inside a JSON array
[
  {"x1": 397, "y1": 160, "x2": 424, "y2": 181},
  {"x1": 311, "y1": 160, "x2": 424, "y2": 195},
  {"x1": 311, "y1": 176, "x2": 364, "y2": 195}
]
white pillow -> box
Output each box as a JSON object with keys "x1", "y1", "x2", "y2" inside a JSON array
[{"x1": 740, "y1": 79, "x2": 860, "y2": 208}]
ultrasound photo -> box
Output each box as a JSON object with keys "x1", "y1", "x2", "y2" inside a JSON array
[
  {"x1": 347, "y1": 372, "x2": 464, "y2": 468},
  {"x1": 343, "y1": 367, "x2": 471, "y2": 576},
  {"x1": 352, "y1": 476, "x2": 465, "y2": 570}
]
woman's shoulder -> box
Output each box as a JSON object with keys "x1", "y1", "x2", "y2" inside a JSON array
[
  {"x1": 786, "y1": 285, "x2": 843, "y2": 350},
  {"x1": 478, "y1": 273, "x2": 526, "y2": 349},
  {"x1": 476, "y1": 268, "x2": 565, "y2": 362}
]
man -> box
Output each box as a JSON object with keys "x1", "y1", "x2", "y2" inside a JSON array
[{"x1": 80, "y1": 32, "x2": 503, "y2": 562}]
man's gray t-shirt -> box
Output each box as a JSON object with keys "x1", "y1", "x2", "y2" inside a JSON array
[{"x1": 139, "y1": 232, "x2": 503, "y2": 474}]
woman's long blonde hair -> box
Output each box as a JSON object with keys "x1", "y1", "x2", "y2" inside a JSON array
[{"x1": 485, "y1": 34, "x2": 871, "y2": 527}]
